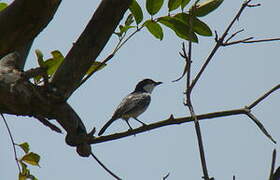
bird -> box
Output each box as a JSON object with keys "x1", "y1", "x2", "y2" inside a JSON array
[{"x1": 98, "y1": 78, "x2": 162, "y2": 136}]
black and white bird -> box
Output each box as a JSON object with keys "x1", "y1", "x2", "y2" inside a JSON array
[{"x1": 98, "y1": 78, "x2": 162, "y2": 136}]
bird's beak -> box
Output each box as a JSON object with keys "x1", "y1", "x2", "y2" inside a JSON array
[{"x1": 155, "y1": 81, "x2": 163, "y2": 86}]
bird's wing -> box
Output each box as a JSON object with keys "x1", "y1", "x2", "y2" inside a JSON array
[{"x1": 111, "y1": 92, "x2": 151, "y2": 119}]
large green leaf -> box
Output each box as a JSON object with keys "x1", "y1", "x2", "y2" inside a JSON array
[
  {"x1": 168, "y1": 0, "x2": 181, "y2": 12},
  {"x1": 158, "y1": 16, "x2": 198, "y2": 42},
  {"x1": 146, "y1": 0, "x2": 164, "y2": 16},
  {"x1": 144, "y1": 20, "x2": 163, "y2": 40},
  {"x1": 190, "y1": 0, "x2": 223, "y2": 17},
  {"x1": 21, "y1": 152, "x2": 40, "y2": 167},
  {"x1": 0, "y1": 3, "x2": 8, "y2": 11},
  {"x1": 181, "y1": 0, "x2": 191, "y2": 9},
  {"x1": 129, "y1": 0, "x2": 143, "y2": 24},
  {"x1": 174, "y1": 13, "x2": 212, "y2": 36}
]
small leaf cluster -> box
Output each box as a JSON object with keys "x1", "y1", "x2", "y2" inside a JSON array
[
  {"x1": 34, "y1": 50, "x2": 105, "y2": 84},
  {"x1": 115, "y1": 0, "x2": 223, "y2": 42},
  {"x1": 17, "y1": 142, "x2": 40, "y2": 180},
  {"x1": 0, "y1": 2, "x2": 8, "y2": 11}
]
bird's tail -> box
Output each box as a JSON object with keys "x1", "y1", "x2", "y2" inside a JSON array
[{"x1": 98, "y1": 118, "x2": 115, "y2": 136}]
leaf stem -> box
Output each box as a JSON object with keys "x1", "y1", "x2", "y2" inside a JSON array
[{"x1": 1, "y1": 114, "x2": 21, "y2": 173}]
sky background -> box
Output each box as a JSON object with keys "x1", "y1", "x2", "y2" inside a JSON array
[{"x1": 1, "y1": 0, "x2": 280, "y2": 180}]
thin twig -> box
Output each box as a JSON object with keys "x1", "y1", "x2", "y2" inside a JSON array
[
  {"x1": 190, "y1": 0, "x2": 257, "y2": 91},
  {"x1": 78, "y1": 27, "x2": 143, "y2": 89},
  {"x1": 246, "y1": 111, "x2": 276, "y2": 143},
  {"x1": 113, "y1": 27, "x2": 143, "y2": 54},
  {"x1": 172, "y1": 43, "x2": 189, "y2": 82},
  {"x1": 78, "y1": 54, "x2": 114, "y2": 88},
  {"x1": 1, "y1": 114, "x2": 21, "y2": 172},
  {"x1": 163, "y1": 172, "x2": 170, "y2": 180},
  {"x1": 92, "y1": 83, "x2": 277, "y2": 144},
  {"x1": 269, "y1": 149, "x2": 276, "y2": 180},
  {"x1": 92, "y1": 108, "x2": 248, "y2": 144},
  {"x1": 242, "y1": 38, "x2": 280, "y2": 44},
  {"x1": 225, "y1": 29, "x2": 244, "y2": 43},
  {"x1": 222, "y1": 37, "x2": 254, "y2": 46},
  {"x1": 248, "y1": 84, "x2": 280, "y2": 109},
  {"x1": 90, "y1": 152, "x2": 122, "y2": 180}
]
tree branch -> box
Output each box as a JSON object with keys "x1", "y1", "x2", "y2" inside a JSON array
[
  {"x1": 0, "y1": 0, "x2": 61, "y2": 64},
  {"x1": 90, "y1": 108, "x2": 248, "y2": 144},
  {"x1": 91, "y1": 83, "x2": 279, "y2": 144},
  {"x1": 269, "y1": 149, "x2": 276, "y2": 180},
  {"x1": 91, "y1": 152, "x2": 122, "y2": 180},
  {"x1": 51, "y1": 0, "x2": 132, "y2": 99},
  {"x1": 248, "y1": 84, "x2": 280, "y2": 109},
  {"x1": 189, "y1": 0, "x2": 258, "y2": 91}
]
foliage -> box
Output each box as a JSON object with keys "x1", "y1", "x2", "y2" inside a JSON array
[
  {"x1": 115, "y1": 0, "x2": 223, "y2": 42},
  {"x1": 17, "y1": 142, "x2": 40, "y2": 180},
  {"x1": 0, "y1": 2, "x2": 8, "y2": 11},
  {"x1": 34, "y1": 50, "x2": 105, "y2": 84}
]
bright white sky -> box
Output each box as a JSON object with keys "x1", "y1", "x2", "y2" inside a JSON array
[{"x1": 1, "y1": 0, "x2": 280, "y2": 180}]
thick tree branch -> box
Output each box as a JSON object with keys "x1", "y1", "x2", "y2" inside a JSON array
[
  {"x1": 51, "y1": 0, "x2": 132, "y2": 99},
  {"x1": 0, "y1": 53, "x2": 91, "y2": 156},
  {"x1": 0, "y1": 0, "x2": 61, "y2": 65}
]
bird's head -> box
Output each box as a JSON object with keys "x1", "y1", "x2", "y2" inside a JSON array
[{"x1": 134, "y1": 78, "x2": 162, "y2": 93}]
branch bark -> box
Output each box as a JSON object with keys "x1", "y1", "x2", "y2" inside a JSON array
[
  {"x1": 0, "y1": 0, "x2": 61, "y2": 64},
  {"x1": 51, "y1": 0, "x2": 132, "y2": 99}
]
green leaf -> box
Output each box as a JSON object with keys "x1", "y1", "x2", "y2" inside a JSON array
[
  {"x1": 115, "y1": 25, "x2": 135, "y2": 38},
  {"x1": 34, "y1": 50, "x2": 64, "y2": 83},
  {"x1": 181, "y1": 0, "x2": 191, "y2": 9},
  {"x1": 44, "y1": 50, "x2": 64, "y2": 76},
  {"x1": 144, "y1": 20, "x2": 163, "y2": 40},
  {"x1": 0, "y1": 2, "x2": 8, "y2": 11},
  {"x1": 20, "y1": 162, "x2": 28, "y2": 175},
  {"x1": 28, "y1": 174, "x2": 38, "y2": 180},
  {"x1": 125, "y1": 14, "x2": 134, "y2": 26},
  {"x1": 174, "y1": 13, "x2": 212, "y2": 36},
  {"x1": 168, "y1": 0, "x2": 181, "y2": 12},
  {"x1": 19, "y1": 173, "x2": 27, "y2": 180},
  {"x1": 21, "y1": 152, "x2": 40, "y2": 167},
  {"x1": 120, "y1": 25, "x2": 135, "y2": 34},
  {"x1": 86, "y1": 61, "x2": 106, "y2": 75},
  {"x1": 18, "y1": 142, "x2": 30, "y2": 154},
  {"x1": 190, "y1": 0, "x2": 223, "y2": 17},
  {"x1": 146, "y1": 0, "x2": 164, "y2": 16},
  {"x1": 129, "y1": 0, "x2": 143, "y2": 24},
  {"x1": 35, "y1": 49, "x2": 44, "y2": 67},
  {"x1": 158, "y1": 16, "x2": 198, "y2": 42}
]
